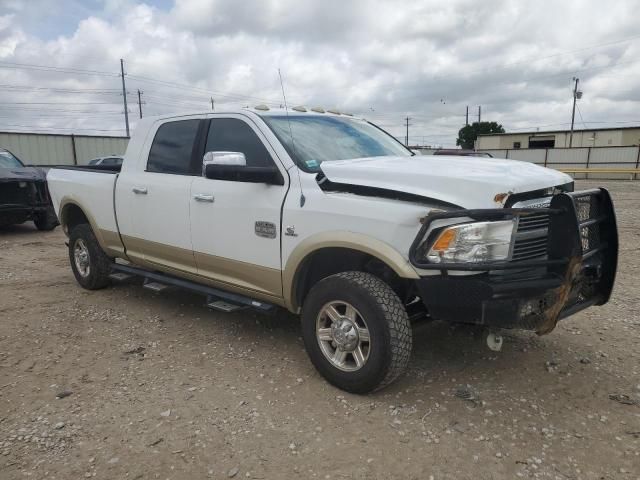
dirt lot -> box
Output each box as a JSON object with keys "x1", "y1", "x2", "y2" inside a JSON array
[{"x1": 1, "y1": 180, "x2": 639, "y2": 480}]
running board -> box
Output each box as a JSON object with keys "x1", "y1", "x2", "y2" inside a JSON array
[
  {"x1": 206, "y1": 296, "x2": 247, "y2": 313},
  {"x1": 109, "y1": 272, "x2": 135, "y2": 282},
  {"x1": 143, "y1": 280, "x2": 170, "y2": 293},
  {"x1": 111, "y1": 263, "x2": 275, "y2": 313}
]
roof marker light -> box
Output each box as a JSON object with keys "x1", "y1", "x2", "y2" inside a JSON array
[
  {"x1": 311, "y1": 107, "x2": 325, "y2": 113},
  {"x1": 327, "y1": 109, "x2": 341, "y2": 115},
  {"x1": 254, "y1": 104, "x2": 270, "y2": 111},
  {"x1": 292, "y1": 106, "x2": 307, "y2": 112}
]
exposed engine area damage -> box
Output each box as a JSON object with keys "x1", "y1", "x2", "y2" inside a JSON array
[
  {"x1": 316, "y1": 173, "x2": 461, "y2": 209},
  {"x1": 493, "y1": 191, "x2": 512, "y2": 206}
]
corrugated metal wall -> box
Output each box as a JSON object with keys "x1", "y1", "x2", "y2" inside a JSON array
[
  {"x1": 73, "y1": 136, "x2": 129, "y2": 164},
  {"x1": 0, "y1": 132, "x2": 129, "y2": 166},
  {"x1": 478, "y1": 146, "x2": 640, "y2": 180}
]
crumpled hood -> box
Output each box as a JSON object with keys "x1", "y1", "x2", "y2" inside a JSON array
[
  {"x1": 0, "y1": 167, "x2": 46, "y2": 183},
  {"x1": 319, "y1": 155, "x2": 573, "y2": 209}
]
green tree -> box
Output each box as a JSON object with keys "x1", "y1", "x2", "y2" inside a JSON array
[{"x1": 456, "y1": 121, "x2": 505, "y2": 149}]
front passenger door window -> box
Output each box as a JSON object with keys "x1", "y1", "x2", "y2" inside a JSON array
[{"x1": 205, "y1": 118, "x2": 274, "y2": 167}]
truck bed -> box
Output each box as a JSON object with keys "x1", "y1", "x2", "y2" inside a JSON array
[{"x1": 47, "y1": 167, "x2": 120, "y2": 236}]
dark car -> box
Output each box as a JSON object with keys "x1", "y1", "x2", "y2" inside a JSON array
[
  {"x1": 0, "y1": 148, "x2": 58, "y2": 230},
  {"x1": 433, "y1": 149, "x2": 494, "y2": 157}
]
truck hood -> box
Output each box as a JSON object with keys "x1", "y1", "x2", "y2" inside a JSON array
[
  {"x1": 319, "y1": 155, "x2": 573, "y2": 209},
  {"x1": 0, "y1": 167, "x2": 46, "y2": 183}
]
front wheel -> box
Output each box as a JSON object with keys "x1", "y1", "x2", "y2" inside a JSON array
[
  {"x1": 301, "y1": 271, "x2": 412, "y2": 393},
  {"x1": 68, "y1": 224, "x2": 112, "y2": 290}
]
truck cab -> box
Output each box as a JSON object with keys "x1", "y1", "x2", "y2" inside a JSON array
[{"x1": 47, "y1": 107, "x2": 618, "y2": 393}]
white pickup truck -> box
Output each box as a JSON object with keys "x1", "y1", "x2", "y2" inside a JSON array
[{"x1": 47, "y1": 108, "x2": 618, "y2": 393}]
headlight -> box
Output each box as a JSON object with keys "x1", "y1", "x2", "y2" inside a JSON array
[{"x1": 424, "y1": 220, "x2": 516, "y2": 264}]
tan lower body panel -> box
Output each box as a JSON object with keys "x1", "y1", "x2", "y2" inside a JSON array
[
  {"x1": 118, "y1": 235, "x2": 285, "y2": 307},
  {"x1": 99, "y1": 229, "x2": 126, "y2": 257},
  {"x1": 121, "y1": 235, "x2": 198, "y2": 273}
]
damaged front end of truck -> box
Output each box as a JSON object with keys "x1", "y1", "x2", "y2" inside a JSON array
[{"x1": 410, "y1": 188, "x2": 618, "y2": 335}]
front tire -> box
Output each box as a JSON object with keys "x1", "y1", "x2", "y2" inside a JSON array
[
  {"x1": 301, "y1": 271, "x2": 412, "y2": 393},
  {"x1": 68, "y1": 224, "x2": 112, "y2": 290}
]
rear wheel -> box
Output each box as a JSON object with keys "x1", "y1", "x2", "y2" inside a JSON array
[
  {"x1": 68, "y1": 224, "x2": 112, "y2": 290},
  {"x1": 301, "y1": 271, "x2": 412, "y2": 393}
]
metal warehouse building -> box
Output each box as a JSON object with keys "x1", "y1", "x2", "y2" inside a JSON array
[
  {"x1": 0, "y1": 131, "x2": 129, "y2": 166},
  {"x1": 476, "y1": 126, "x2": 640, "y2": 150}
]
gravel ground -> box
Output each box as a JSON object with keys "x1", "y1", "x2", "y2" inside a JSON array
[{"x1": 1, "y1": 180, "x2": 639, "y2": 480}]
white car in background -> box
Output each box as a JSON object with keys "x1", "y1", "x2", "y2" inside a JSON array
[{"x1": 87, "y1": 156, "x2": 123, "y2": 167}]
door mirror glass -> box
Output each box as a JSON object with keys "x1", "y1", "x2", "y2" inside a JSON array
[{"x1": 202, "y1": 151, "x2": 246, "y2": 174}]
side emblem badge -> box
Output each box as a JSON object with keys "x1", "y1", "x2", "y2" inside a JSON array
[
  {"x1": 255, "y1": 221, "x2": 277, "y2": 239},
  {"x1": 285, "y1": 226, "x2": 298, "y2": 237}
]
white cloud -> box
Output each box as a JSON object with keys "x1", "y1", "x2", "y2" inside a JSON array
[{"x1": 0, "y1": 0, "x2": 638, "y2": 145}]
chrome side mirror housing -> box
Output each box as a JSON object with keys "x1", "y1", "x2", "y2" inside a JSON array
[{"x1": 202, "y1": 151, "x2": 247, "y2": 175}]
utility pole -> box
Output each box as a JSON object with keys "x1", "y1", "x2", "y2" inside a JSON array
[
  {"x1": 137, "y1": 89, "x2": 144, "y2": 119},
  {"x1": 405, "y1": 117, "x2": 410, "y2": 147},
  {"x1": 465, "y1": 106, "x2": 469, "y2": 126},
  {"x1": 120, "y1": 59, "x2": 130, "y2": 137},
  {"x1": 569, "y1": 77, "x2": 580, "y2": 148},
  {"x1": 478, "y1": 105, "x2": 481, "y2": 123},
  {"x1": 210, "y1": 97, "x2": 215, "y2": 111}
]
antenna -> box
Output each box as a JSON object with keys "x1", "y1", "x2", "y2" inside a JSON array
[{"x1": 278, "y1": 68, "x2": 305, "y2": 207}]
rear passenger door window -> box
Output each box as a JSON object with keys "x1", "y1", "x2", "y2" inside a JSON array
[
  {"x1": 147, "y1": 119, "x2": 200, "y2": 174},
  {"x1": 205, "y1": 118, "x2": 274, "y2": 168}
]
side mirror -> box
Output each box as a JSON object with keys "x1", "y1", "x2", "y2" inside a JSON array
[
  {"x1": 203, "y1": 151, "x2": 284, "y2": 185},
  {"x1": 203, "y1": 151, "x2": 247, "y2": 171}
]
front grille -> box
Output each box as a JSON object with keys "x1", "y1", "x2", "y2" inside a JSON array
[
  {"x1": 517, "y1": 212, "x2": 550, "y2": 231},
  {"x1": 512, "y1": 235, "x2": 548, "y2": 261},
  {"x1": 511, "y1": 211, "x2": 550, "y2": 262},
  {"x1": 0, "y1": 181, "x2": 32, "y2": 206}
]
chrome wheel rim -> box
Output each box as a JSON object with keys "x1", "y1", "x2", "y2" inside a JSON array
[
  {"x1": 316, "y1": 301, "x2": 371, "y2": 372},
  {"x1": 74, "y1": 239, "x2": 91, "y2": 277}
]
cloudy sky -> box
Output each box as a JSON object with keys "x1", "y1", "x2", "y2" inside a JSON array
[{"x1": 0, "y1": 0, "x2": 639, "y2": 146}]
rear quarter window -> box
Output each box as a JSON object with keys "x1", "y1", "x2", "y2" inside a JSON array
[{"x1": 147, "y1": 119, "x2": 200, "y2": 175}]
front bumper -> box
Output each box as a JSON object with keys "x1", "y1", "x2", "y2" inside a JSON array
[
  {"x1": 411, "y1": 189, "x2": 618, "y2": 334},
  {"x1": 0, "y1": 179, "x2": 53, "y2": 225}
]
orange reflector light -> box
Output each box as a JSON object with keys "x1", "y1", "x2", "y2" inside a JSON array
[{"x1": 432, "y1": 228, "x2": 457, "y2": 251}]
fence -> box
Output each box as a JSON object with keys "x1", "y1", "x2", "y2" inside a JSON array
[
  {"x1": 0, "y1": 131, "x2": 129, "y2": 166},
  {"x1": 477, "y1": 145, "x2": 640, "y2": 180}
]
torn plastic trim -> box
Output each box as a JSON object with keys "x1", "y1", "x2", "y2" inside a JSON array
[{"x1": 316, "y1": 173, "x2": 461, "y2": 210}]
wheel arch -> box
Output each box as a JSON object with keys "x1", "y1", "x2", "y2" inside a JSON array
[
  {"x1": 59, "y1": 198, "x2": 108, "y2": 251},
  {"x1": 283, "y1": 232, "x2": 419, "y2": 312}
]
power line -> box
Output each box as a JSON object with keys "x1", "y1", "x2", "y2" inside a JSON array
[
  {"x1": 0, "y1": 101, "x2": 120, "y2": 105},
  {"x1": 576, "y1": 103, "x2": 588, "y2": 129},
  {"x1": 0, "y1": 123, "x2": 125, "y2": 132},
  {"x1": 0, "y1": 60, "x2": 119, "y2": 77},
  {"x1": 0, "y1": 83, "x2": 120, "y2": 94}
]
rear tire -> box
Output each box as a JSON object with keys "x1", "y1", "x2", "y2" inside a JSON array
[
  {"x1": 301, "y1": 271, "x2": 412, "y2": 393},
  {"x1": 68, "y1": 224, "x2": 112, "y2": 290},
  {"x1": 34, "y1": 208, "x2": 59, "y2": 231}
]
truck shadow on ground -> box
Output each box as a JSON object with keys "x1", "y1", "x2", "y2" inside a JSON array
[{"x1": 107, "y1": 281, "x2": 568, "y2": 397}]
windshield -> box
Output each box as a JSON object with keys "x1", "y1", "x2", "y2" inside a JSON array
[
  {"x1": 261, "y1": 115, "x2": 411, "y2": 171},
  {"x1": 0, "y1": 150, "x2": 24, "y2": 168}
]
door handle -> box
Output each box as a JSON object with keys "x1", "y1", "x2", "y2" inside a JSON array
[
  {"x1": 193, "y1": 193, "x2": 214, "y2": 203},
  {"x1": 132, "y1": 186, "x2": 148, "y2": 195}
]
